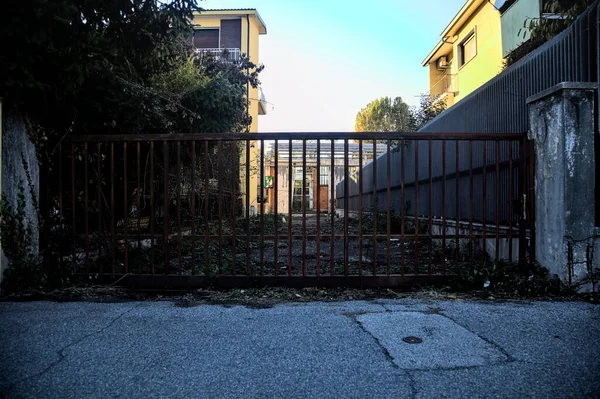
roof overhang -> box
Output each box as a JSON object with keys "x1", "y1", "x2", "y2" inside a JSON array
[
  {"x1": 422, "y1": 0, "x2": 488, "y2": 66},
  {"x1": 193, "y1": 9, "x2": 267, "y2": 34},
  {"x1": 421, "y1": 40, "x2": 454, "y2": 66}
]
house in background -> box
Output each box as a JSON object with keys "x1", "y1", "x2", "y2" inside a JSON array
[
  {"x1": 192, "y1": 9, "x2": 268, "y2": 130},
  {"x1": 497, "y1": 0, "x2": 572, "y2": 57},
  {"x1": 422, "y1": 0, "x2": 503, "y2": 107},
  {"x1": 263, "y1": 142, "x2": 388, "y2": 214},
  {"x1": 192, "y1": 9, "x2": 267, "y2": 214}
]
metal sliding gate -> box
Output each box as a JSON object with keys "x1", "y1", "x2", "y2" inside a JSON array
[{"x1": 54, "y1": 132, "x2": 534, "y2": 288}]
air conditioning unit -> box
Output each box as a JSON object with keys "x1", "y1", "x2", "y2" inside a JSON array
[{"x1": 437, "y1": 56, "x2": 449, "y2": 70}]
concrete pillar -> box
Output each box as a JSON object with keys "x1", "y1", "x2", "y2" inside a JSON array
[{"x1": 527, "y1": 82, "x2": 596, "y2": 291}]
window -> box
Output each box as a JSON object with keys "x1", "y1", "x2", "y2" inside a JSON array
[
  {"x1": 194, "y1": 29, "x2": 219, "y2": 48},
  {"x1": 319, "y1": 167, "x2": 329, "y2": 185},
  {"x1": 457, "y1": 31, "x2": 476, "y2": 68}
]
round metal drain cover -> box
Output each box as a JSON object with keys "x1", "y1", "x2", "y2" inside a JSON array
[{"x1": 402, "y1": 336, "x2": 423, "y2": 344}]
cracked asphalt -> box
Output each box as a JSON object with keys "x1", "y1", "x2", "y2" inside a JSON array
[{"x1": 1, "y1": 299, "x2": 599, "y2": 399}]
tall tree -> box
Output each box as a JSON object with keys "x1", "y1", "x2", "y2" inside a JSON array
[
  {"x1": 409, "y1": 94, "x2": 447, "y2": 131},
  {"x1": 0, "y1": 0, "x2": 263, "y2": 140},
  {"x1": 355, "y1": 97, "x2": 413, "y2": 133}
]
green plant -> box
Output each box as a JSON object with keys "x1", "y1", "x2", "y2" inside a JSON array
[
  {"x1": 0, "y1": 184, "x2": 43, "y2": 294},
  {"x1": 504, "y1": 0, "x2": 593, "y2": 68}
]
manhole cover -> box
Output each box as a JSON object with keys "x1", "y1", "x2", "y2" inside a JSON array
[{"x1": 402, "y1": 336, "x2": 423, "y2": 344}]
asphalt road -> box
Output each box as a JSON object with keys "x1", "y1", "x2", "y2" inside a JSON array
[{"x1": 1, "y1": 298, "x2": 599, "y2": 398}]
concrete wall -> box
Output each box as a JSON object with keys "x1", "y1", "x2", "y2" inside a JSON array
[
  {"x1": 501, "y1": 0, "x2": 539, "y2": 57},
  {"x1": 527, "y1": 82, "x2": 597, "y2": 291},
  {"x1": 0, "y1": 105, "x2": 40, "y2": 282}
]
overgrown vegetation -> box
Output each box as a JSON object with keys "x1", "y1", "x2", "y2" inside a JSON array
[
  {"x1": 1, "y1": 0, "x2": 263, "y2": 138},
  {"x1": 0, "y1": 185, "x2": 42, "y2": 294},
  {"x1": 0, "y1": 0, "x2": 266, "y2": 293}
]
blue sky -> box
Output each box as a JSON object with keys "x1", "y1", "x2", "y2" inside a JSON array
[{"x1": 198, "y1": 0, "x2": 467, "y2": 132}]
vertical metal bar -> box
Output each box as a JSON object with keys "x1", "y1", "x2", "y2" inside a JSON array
[
  {"x1": 246, "y1": 140, "x2": 251, "y2": 275},
  {"x1": 508, "y1": 141, "x2": 513, "y2": 263},
  {"x1": 588, "y1": 9, "x2": 592, "y2": 80},
  {"x1": 273, "y1": 141, "x2": 279, "y2": 276},
  {"x1": 59, "y1": 143, "x2": 63, "y2": 221},
  {"x1": 84, "y1": 143, "x2": 89, "y2": 272},
  {"x1": 288, "y1": 139, "x2": 293, "y2": 276},
  {"x1": 469, "y1": 141, "x2": 473, "y2": 272},
  {"x1": 386, "y1": 139, "x2": 391, "y2": 276},
  {"x1": 519, "y1": 136, "x2": 526, "y2": 261},
  {"x1": 230, "y1": 142, "x2": 237, "y2": 276},
  {"x1": 372, "y1": 141, "x2": 377, "y2": 276},
  {"x1": 205, "y1": 141, "x2": 210, "y2": 276},
  {"x1": 177, "y1": 141, "x2": 182, "y2": 275},
  {"x1": 218, "y1": 141, "x2": 224, "y2": 275},
  {"x1": 330, "y1": 140, "x2": 335, "y2": 276},
  {"x1": 344, "y1": 139, "x2": 349, "y2": 276},
  {"x1": 401, "y1": 139, "x2": 406, "y2": 275},
  {"x1": 150, "y1": 141, "x2": 155, "y2": 274},
  {"x1": 96, "y1": 143, "x2": 101, "y2": 236},
  {"x1": 163, "y1": 141, "x2": 169, "y2": 275},
  {"x1": 428, "y1": 139, "x2": 433, "y2": 275},
  {"x1": 358, "y1": 140, "x2": 363, "y2": 276},
  {"x1": 123, "y1": 142, "x2": 128, "y2": 274},
  {"x1": 136, "y1": 142, "x2": 141, "y2": 274},
  {"x1": 414, "y1": 139, "x2": 419, "y2": 274},
  {"x1": 496, "y1": 140, "x2": 501, "y2": 264},
  {"x1": 110, "y1": 142, "x2": 115, "y2": 275},
  {"x1": 483, "y1": 141, "x2": 488, "y2": 264},
  {"x1": 455, "y1": 140, "x2": 460, "y2": 273},
  {"x1": 259, "y1": 140, "x2": 264, "y2": 276},
  {"x1": 228, "y1": 142, "x2": 237, "y2": 275},
  {"x1": 71, "y1": 143, "x2": 76, "y2": 273},
  {"x1": 442, "y1": 140, "x2": 446, "y2": 275},
  {"x1": 191, "y1": 141, "x2": 196, "y2": 275},
  {"x1": 274, "y1": 141, "x2": 279, "y2": 276},
  {"x1": 529, "y1": 139, "x2": 536, "y2": 263},
  {"x1": 574, "y1": 12, "x2": 580, "y2": 81},
  {"x1": 301, "y1": 140, "x2": 307, "y2": 276},
  {"x1": 316, "y1": 140, "x2": 321, "y2": 276}
]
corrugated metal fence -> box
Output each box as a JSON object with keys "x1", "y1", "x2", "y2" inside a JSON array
[
  {"x1": 339, "y1": 0, "x2": 598, "y2": 226},
  {"x1": 420, "y1": 0, "x2": 598, "y2": 134}
]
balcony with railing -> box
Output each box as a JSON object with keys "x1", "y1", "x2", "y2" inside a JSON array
[
  {"x1": 258, "y1": 87, "x2": 267, "y2": 115},
  {"x1": 194, "y1": 48, "x2": 241, "y2": 62},
  {"x1": 428, "y1": 73, "x2": 458, "y2": 106},
  {"x1": 431, "y1": 74, "x2": 458, "y2": 96}
]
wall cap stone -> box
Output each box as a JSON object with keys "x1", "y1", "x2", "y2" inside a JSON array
[{"x1": 526, "y1": 82, "x2": 597, "y2": 104}]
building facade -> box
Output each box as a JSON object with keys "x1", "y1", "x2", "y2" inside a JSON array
[
  {"x1": 263, "y1": 142, "x2": 388, "y2": 214},
  {"x1": 498, "y1": 0, "x2": 569, "y2": 57},
  {"x1": 422, "y1": 0, "x2": 503, "y2": 107}
]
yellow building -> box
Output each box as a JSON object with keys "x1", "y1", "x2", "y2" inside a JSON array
[
  {"x1": 192, "y1": 9, "x2": 267, "y2": 213},
  {"x1": 422, "y1": 0, "x2": 503, "y2": 107}
]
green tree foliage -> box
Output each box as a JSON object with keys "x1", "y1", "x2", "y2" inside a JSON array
[
  {"x1": 409, "y1": 94, "x2": 447, "y2": 130},
  {"x1": 504, "y1": 0, "x2": 593, "y2": 67},
  {"x1": 354, "y1": 97, "x2": 413, "y2": 133},
  {"x1": 354, "y1": 94, "x2": 447, "y2": 136}
]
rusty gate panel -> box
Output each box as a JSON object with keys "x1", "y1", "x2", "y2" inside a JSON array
[{"x1": 54, "y1": 132, "x2": 533, "y2": 288}]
